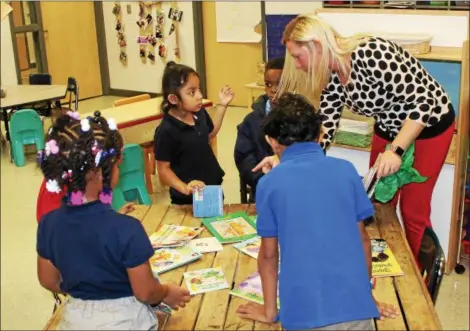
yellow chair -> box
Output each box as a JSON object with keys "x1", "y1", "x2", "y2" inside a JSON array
[{"x1": 113, "y1": 94, "x2": 151, "y2": 107}]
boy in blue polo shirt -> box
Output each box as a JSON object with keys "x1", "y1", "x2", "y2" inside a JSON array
[{"x1": 237, "y1": 93, "x2": 398, "y2": 330}]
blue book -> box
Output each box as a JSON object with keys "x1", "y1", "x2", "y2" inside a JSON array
[{"x1": 193, "y1": 185, "x2": 224, "y2": 218}]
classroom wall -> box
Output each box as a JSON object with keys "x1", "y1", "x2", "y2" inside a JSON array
[
  {"x1": 1, "y1": 18, "x2": 18, "y2": 86},
  {"x1": 264, "y1": 1, "x2": 323, "y2": 15},
  {"x1": 102, "y1": 1, "x2": 196, "y2": 93},
  {"x1": 317, "y1": 10, "x2": 468, "y2": 47},
  {"x1": 202, "y1": 1, "x2": 262, "y2": 107}
]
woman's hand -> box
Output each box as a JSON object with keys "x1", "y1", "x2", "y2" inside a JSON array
[
  {"x1": 252, "y1": 155, "x2": 280, "y2": 174},
  {"x1": 374, "y1": 298, "x2": 400, "y2": 320},
  {"x1": 375, "y1": 150, "x2": 402, "y2": 179},
  {"x1": 118, "y1": 203, "x2": 136, "y2": 215},
  {"x1": 185, "y1": 180, "x2": 205, "y2": 195},
  {"x1": 237, "y1": 303, "x2": 277, "y2": 323},
  {"x1": 218, "y1": 85, "x2": 235, "y2": 107}
]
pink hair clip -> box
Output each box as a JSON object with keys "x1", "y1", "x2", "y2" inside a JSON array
[
  {"x1": 45, "y1": 140, "x2": 59, "y2": 156},
  {"x1": 66, "y1": 111, "x2": 80, "y2": 120}
]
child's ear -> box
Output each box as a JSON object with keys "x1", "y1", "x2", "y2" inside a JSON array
[
  {"x1": 167, "y1": 94, "x2": 179, "y2": 105},
  {"x1": 316, "y1": 126, "x2": 324, "y2": 142},
  {"x1": 265, "y1": 135, "x2": 279, "y2": 150}
]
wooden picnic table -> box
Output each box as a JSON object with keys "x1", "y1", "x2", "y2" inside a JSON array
[{"x1": 43, "y1": 203, "x2": 441, "y2": 331}]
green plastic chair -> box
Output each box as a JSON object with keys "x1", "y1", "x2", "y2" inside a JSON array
[
  {"x1": 9, "y1": 109, "x2": 45, "y2": 167},
  {"x1": 115, "y1": 143, "x2": 151, "y2": 208},
  {"x1": 111, "y1": 187, "x2": 127, "y2": 211}
]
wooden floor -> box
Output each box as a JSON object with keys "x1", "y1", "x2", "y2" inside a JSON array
[{"x1": 43, "y1": 203, "x2": 441, "y2": 331}]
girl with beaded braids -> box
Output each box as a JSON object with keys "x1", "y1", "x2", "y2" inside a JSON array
[
  {"x1": 36, "y1": 115, "x2": 190, "y2": 330},
  {"x1": 35, "y1": 111, "x2": 133, "y2": 222}
]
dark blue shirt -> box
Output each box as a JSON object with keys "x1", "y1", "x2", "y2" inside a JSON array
[
  {"x1": 256, "y1": 142, "x2": 379, "y2": 330},
  {"x1": 37, "y1": 201, "x2": 154, "y2": 300},
  {"x1": 154, "y1": 108, "x2": 224, "y2": 204}
]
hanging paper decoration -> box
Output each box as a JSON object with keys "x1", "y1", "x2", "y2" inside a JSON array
[
  {"x1": 140, "y1": 47, "x2": 146, "y2": 58},
  {"x1": 168, "y1": 7, "x2": 183, "y2": 22},
  {"x1": 113, "y1": 1, "x2": 127, "y2": 65},
  {"x1": 137, "y1": 1, "x2": 154, "y2": 63},
  {"x1": 153, "y1": 2, "x2": 166, "y2": 60},
  {"x1": 168, "y1": 1, "x2": 182, "y2": 60},
  {"x1": 158, "y1": 43, "x2": 167, "y2": 58}
]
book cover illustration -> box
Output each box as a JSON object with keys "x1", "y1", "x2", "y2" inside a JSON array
[
  {"x1": 149, "y1": 224, "x2": 204, "y2": 249},
  {"x1": 150, "y1": 245, "x2": 202, "y2": 276},
  {"x1": 188, "y1": 237, "x2": 224, "y2": 254},
  {"x1": 233, "y1": 236, "x2": 261, "y2": 259},
  {"x1": 193, "y1": 185, "x2": 224, "y2": 218},
  {"x1": 184, "y1": 268, "x2": 230, "y2": 295},
  {"x1": 202, "y1": 212, "x2": 257, "y2": 244},
  {"x1": 371, "y1": 239, "x2": 404, "y2": 278},
  {"x1": 229, "y1": 271, "x2": 280, "y2": 308}
]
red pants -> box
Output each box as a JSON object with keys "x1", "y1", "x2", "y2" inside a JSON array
[{"x1": 369, "y1": 122, "x2": 455, "y2": 262}]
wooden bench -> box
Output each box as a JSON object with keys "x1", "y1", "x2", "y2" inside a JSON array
[{"x1": 43, "y1": 203, "x2": 441, "y2": 331}]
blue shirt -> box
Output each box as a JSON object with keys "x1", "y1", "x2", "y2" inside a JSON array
[
  {"x1": 256, "y1": 142, "x2": 379, "y2": 330},
  {"x1": 37, "y1": 201, "x2": 154, "y2": 300},
  {"x1": 266, "y1": 99, "x2": 271, "y2": 114}
]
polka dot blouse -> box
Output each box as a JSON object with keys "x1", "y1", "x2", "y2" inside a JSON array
[{"x1": 319, "y1": 37, "x2": 454, "y2": 150}]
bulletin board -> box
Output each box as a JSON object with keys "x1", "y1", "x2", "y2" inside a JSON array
[
  {"x1": 264, "y1": 1, "x2": 322, "y2": 61},
  {"x1": 265, "y1": 15, "x2": 295, "y2": 60},
  {"x1": 102, "y1": 1, "x2": 201, "y2": 93}
]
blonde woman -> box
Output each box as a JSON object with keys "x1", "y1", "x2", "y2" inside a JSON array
[{"x1": 254, "y1": 14, "x2": 455, "y2": 265}]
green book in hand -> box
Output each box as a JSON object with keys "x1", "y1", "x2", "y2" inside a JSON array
[{"x1": 201, "y1": 212, "x2": 257, "y2": 244}]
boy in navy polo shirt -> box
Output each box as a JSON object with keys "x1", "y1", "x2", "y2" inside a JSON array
[
  {"x1": 237, "y1": 93, "x2": 398, "y2": 330},
  {"x1": 234, "y1": 57, "x2": 284, "y2": 201}
]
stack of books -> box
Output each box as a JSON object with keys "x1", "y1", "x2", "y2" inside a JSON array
[{"x1": 335, "y1": 117, "x2": 373, "y2": 148}]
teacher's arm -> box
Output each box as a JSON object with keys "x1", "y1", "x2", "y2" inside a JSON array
[
  {"x1": 358, "y1": 41, "x2": 443, "y2": 177},
  {"x1": 390, "y1": 119, "x2": 425, "y2": 151},
  {"x1": 318, "y1": 76, "x2": 346, "y2": 151}
]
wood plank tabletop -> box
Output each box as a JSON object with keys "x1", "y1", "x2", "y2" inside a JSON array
[
  {"x1": 0, "y1": 85, "x2": 67, "y2": 110},
  {"x1": 81, "y1": 98, "x2": 213, "y2": 130},
  {"x1": 43, "y1": 203, "x2": 441, "y2": 331}
]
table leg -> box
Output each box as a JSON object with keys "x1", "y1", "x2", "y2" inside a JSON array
[
  {"x1": 2, "y1": 109, "x2": 14, "y2": 163},
  {"x1": 2, "y1": 109, "x2": 10, "y2": 141},
  {"x1": 247, "y1": 90, "x2": 254, "y2": 110}
]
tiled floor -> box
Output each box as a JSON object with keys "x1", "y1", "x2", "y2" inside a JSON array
[{"x1": 0, "y1": 96, "x2": 468, "y2": 330}]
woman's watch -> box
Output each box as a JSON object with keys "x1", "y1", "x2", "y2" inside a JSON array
[{"x1": 390, "y1": 144, "x2": 405, "y2": 157}]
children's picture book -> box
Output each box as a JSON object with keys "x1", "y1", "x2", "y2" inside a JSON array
[
  {"x1": 249, "y1": 215, "x2": 257, "y2": 224},
  {"x1": 233, "y1": 236, "x2": 261, "y2": 259},
  {"x1": 371, "y1": 239, "x2": 404, "y2": 278},
  {"x1": 184, "y1": 268, "x2": 230, "y2": 295},
  {"x1": 230, "y1": 271, "x2": 280, "y2": 308},
  {"x1": 193, "y1": 185, "x2": 224, "y2": 218},
  {"x1": 202, "y1": 212, "x2": 257, "y2": 244},
  {"x1": 188, "y1": 237, "x2": 224, "y2": 254},
  {"x1": 149, "y1": 224, "x2": 204, "y2": 249},
  {"x1": 363, "y1": 164, "x2": 379, "y2": 199},
  {"x1": 150, "y1": 245, "x2": 202, "y2": 276}
]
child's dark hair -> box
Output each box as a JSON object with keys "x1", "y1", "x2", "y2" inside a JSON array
[
  {"x1": 262, "y1": 92, "x2": 322, "y2": 146},
  {"x1": 93, "y1": 112, "x2": 124, "y2": 192},
  {"x1": 265, "y1": 57, "x2": 285, "y2": 71},
  {"x1": 38, "y1": 111, "x2": 123, "y2": 199},
  {"x1": 161, "y1": 61, "x2": 199, "y2": 114}
]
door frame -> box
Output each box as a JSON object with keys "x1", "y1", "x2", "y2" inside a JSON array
[
  {"x1": 9, "y1": 1, "x2": 48, "y2": 84},
  {"x1": 93, "y1": 1, "x2": 207, "y2": 97}
]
